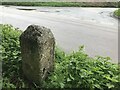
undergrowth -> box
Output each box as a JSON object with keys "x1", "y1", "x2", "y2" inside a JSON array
[{"x1": 0, "y1": 24, "x2": 120, "y2": 89}]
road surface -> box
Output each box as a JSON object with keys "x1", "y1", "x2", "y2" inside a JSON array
[{"x1": 0, "y1": 6, "x2": 118, "y2": 63}]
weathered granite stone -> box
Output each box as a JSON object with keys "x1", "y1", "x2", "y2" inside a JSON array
[{"x1": 20, "y1": 25, "x2": 55, "y2": 86}]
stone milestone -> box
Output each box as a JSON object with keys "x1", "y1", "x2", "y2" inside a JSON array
[{"x1": 20, "y1": 25, "x2": 55, "y2": 86}]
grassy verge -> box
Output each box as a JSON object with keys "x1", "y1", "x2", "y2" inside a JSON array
[
  {"x1": 1, "y1": 2, "x2": 119, "y2": 7},
  {"x1": 114, "y1": 9, "x2": 120, "y2": 18},
  {"x1": 1, "y1": 24, "x2": 120, "y2": 89}
]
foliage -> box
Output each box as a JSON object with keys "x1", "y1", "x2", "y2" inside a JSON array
[
  {"x1": 1, "y1": 24, "x2": 120, "y2": 89},
  {"x1": 1, "y1": 2, "x2": 118, "y2": 7},
  {"x1": 1, "y1": 24, "x2": 29, "y2": 88},
  {"x1": 114, "y1": 9, "x2": 120, "y2": 17},
  {"x1": 1, "y1": 24, "x2": 19, "y2": 88},
  {"x1": 44, "y1": 46, "x2": 120, "y2": 89}
]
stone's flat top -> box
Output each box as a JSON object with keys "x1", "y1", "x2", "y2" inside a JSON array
[
  {"x1": 24, "y1": 25, "x2": 54, "y2": 37},
  {"x1": 23, "y1": 25, "x2": 49, "y2": 35},
  {"x1": 20, "y1": 25, "x2": 54, "y2": 44}
]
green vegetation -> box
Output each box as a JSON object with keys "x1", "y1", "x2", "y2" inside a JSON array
[
  {"x1": 1, "y1": 24, "x2": 120, "y2": 89},
  {"x1": 45, "y1": 47, "x2": 120, "y2": 89},
  {"x1": 1, "y1": 24, "x2": 25, "y2": 88},
  {"x1": 2, "y1": 2, "x2": 119, "y2": 7},
  {"x1": 114, "y1": 9, "x2": 120, "y2": 17}
]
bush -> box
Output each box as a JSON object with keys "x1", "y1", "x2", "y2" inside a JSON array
[
  {"x1": 44, "y1": 46, "x2": 120, "y2": 90},
  {"x1": 114, "y1": 9, "x2": 120, "y2": 17},
  {"x1": 1, "y1": 24, "x2": 33, "y2": 88},
  {"x1": 1, "y1": 24, "x2": 120, "y2": 89},
  {"x1": 1, "y1": 24, "x2": 24, "y2": 88}
]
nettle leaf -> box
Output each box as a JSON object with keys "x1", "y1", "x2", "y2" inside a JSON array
[
  {"x1": 103, "y1": 74, "x2": 111, "y2": 79},
  {"x1": 67, "y1": 77, "x2": 71, "y2": 82},
  {"x1": 94, "y1": 84, "x2": 101, "y2": 89},
  {"x1": 59, "y1": 82, "x2": 64, "y2": 88},
  {"x1": 95, "y1": 70, "x2": 104, "y2": 74},
  {"x1": 69, "y1": 74, "x2": 74, "y2": 80},
  {"x1": 106, "y1": 83, "x2": 114, "y2": 89},
  {"x1": 111, "y1": 76, "x2": 119, "y2": 82}
]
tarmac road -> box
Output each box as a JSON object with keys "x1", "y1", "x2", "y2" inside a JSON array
[{"x1": 0, "y1": 6, "x2": 118, "y2": 63}]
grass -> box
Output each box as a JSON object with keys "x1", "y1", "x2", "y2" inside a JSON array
[
  {"x1": 1, "y1": 2, "x2": 119, "y2": 7},
  {"x1": 114, "y1": 9, "x2": 120, "y2": 17}
]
